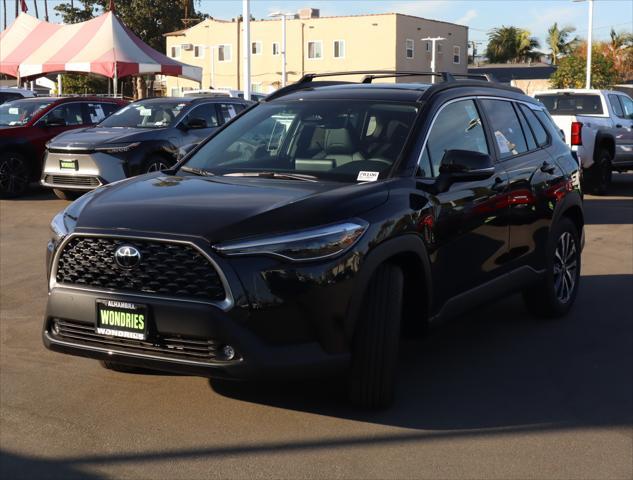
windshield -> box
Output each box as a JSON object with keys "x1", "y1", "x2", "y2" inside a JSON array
[
  {"x1": 536, "y1": 94, "x2": 604, "y2": 115},
  {"x1": 182, "y1": 100, "x2": 418, "y2": 182},
  {"x1": 0, "y1": 99, "x2": 55, "y2": 126},
  {"x1": 99, "y1": 101, "x2": 188, "y2": 128}
]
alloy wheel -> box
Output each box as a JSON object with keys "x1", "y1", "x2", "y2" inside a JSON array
[
  {"x1": 147, "y1": 161, "x2": 169, "y2": 173},
  {"x1": 553, "y1": 232, "x2": 578, "y2": 304},
  {"x1": 0, "y1": 155, "x2": 29, "y2": 196}
]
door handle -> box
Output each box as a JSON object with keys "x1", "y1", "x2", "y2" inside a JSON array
[
  {"x1": 540, "y1": 161, "x2": 556, "y2": 174},
  {"x1": 615, "y1": 124, "x2": 623, "y2": 128}
]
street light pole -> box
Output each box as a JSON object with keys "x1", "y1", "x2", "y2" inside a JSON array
[
  {"x1": 242, "y1": 0, "x2": 251, "y2": 100},
  {"x1": 573, "y1": 0, "x2": 594, "y2": 89},
  {"x1": 421, "y1": 37, "x2": 445, "y2": 83},
  {"x1": 269, "y1": 12, "x2": 294, "y2": 88}
]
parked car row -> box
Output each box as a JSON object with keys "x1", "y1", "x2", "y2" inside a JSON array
[{"x1": 0, "y1": 95, "x2": 250, "y2": 198}]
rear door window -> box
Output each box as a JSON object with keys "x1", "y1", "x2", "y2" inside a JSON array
[
  {"x1": 86, "y1": 103, "x2": 107, "y2": 124},
  {"x1": 99, "y1": 102, "x2": 121, "y2": 118},
  {"x1": 535, "y1": 94, "x2": 604, "y2": 115},
  {"x1": 219, "y1": 103, "x2": 240, "y2": 123},
  {"x1": 608, "y1": 94, "x2": 624, "y2": 117},
  {"x1": 519, "y1": 104, "x2": 549, "y2": 147},
  {"x1": 480, "y1": 99, "x2": 528, "y2": 159},
  {"x1": 46, "y1": 103, "x2": 84, "y2": 125},
  {"x1": 619, "y1": 95, "x2": 633, "y2": 119},
  {"x1": 185, "y1": 103, "x2": 220, "y2": 127}
]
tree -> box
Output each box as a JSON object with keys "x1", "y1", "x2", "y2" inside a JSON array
[
  {"x1": 486, "y1": 26, "x2": 540, "y2": 63},
  {"x1": 547, "y1": 23, "x2": 578, "y2": 65},
  {"x1": 602, "y1": 28, "x2": 633, "y2": 80},
  {"x1": 549, "y1": 49, "x2": 618, "y2": 89}
]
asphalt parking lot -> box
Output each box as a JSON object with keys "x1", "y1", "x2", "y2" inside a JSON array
[{"x1": 1, "y1": 175, "x2": 632, "y2": 480}]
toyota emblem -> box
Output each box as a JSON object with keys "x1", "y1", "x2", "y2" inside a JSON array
[{"x1": 114, "y1": 245, "x2": 141, "y2": 269}]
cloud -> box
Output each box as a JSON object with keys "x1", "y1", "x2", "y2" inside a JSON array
[{"x1": 454, "y1": 9, "x2": 477, "y2": 26}]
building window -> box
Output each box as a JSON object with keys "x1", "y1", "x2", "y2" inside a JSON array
[
  {"x1": 307, "y1": 41, "x2": 322, "y2": 59},
  {"x1": 170, "y1": 45, "x2": 181, "y2": 58},
  {"x1": 426, "y1": 42, "x2": 431, "y2": 52},
  {"x1": 194, "y1": 45, "x2": 204, "y2": 58},
  {"x1": 251, "y1": 41, "x2": 262, "y2": 55},
  {"x1": 405, "y1": 39, "x2": 414, "y2": 59},
  {"x1": 334, "y1": 40, "x2": 345, "y2": 58},
  {"x1": 272, "y1": 42, "x2": 280, "y2": 55},
  {"x1": 251, "y1": 83, "x2": 263, "y2": 93},
  {"x1": 218, "y1": 44, "x2": 232, "y2": 62},
  {"x1": 453, "y1": 46, "x2": 460, "y2": 64},
  {"x1": 437, "y1": 43, "x2": 443, "y2": 53}
]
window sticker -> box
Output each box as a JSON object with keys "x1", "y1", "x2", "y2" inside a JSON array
[
  {"x1": 139, "y1": 108, "x2": 152, "y2": 117},
  {"x1": 8, "y1": 108, "x2": 18, "y2": 114},
  {"x1": 357, "y1": 171, "x2": 380, "y2": 182},
  {"x1": 88, "y1": 104, "x2": 105, "y2": 123}
]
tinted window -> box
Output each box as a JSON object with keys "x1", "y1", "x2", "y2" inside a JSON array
[
  {"x1": 0, "y1": 99, "x2": 55, "y2": 126},
  {"x1": 0, "y1": 92, "x2": 23, "y2": 104},
  {"x1": 420, "y1": 99, "x2": 489, "y2": 177},
  {"x1": 608, "y1": 94, "x2": 624, "y2": 117},
  {"x1": 536, "y1": 94, "x2": 603, "y2": 115},
  {"x1": 184, "y1": 100, "x2": 419, "y2": 183},
  {"x1": 535, "y1": 109, "x2": 564, "y2": 141},
  {"x1": 218, "y1": 103, "x2": 240, "y2": 123},
  {"x1": 516, "y1": 104, "x2": 537, "y2": 150},
  {"x1": 519, "y1": 104, "x2": 549, "y2": 147},
  {"x1": 47, "y1": 103, "x2": 84, "y2": 125},
  {"x1": 619, "y1": 95, "x2": 633, "y2": 119},
  {"x1": 480, "y1": 99, "x2": 527, "y2": 159},
  {"x1": 186, "y1": 103, "x2": 220, "y2": 127},
  {"x1": 100, "y1": 102, "x2": 120, "y2": 118},
  {"x1": 86, "y1": 103, "x2": 108, "y2": 124}
]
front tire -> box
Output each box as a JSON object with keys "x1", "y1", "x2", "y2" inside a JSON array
[
  {"x1": 143, "y1": 156, "x2": 172, "y2": 174},
  {"x1": 348, "y1": 263, "x2": 404, "y2": 409},
  {"x1": 0, "y1": 152, "x2": 29, "y2": 198},
  {"x1": 523, "y1": 217, "x2": 581, "y2": 318}
]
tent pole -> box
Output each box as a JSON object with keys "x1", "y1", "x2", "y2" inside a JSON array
[
  {"x1": 113, "y1": 64, "x2": 118, "y2": 97},
  {"x1": 57, "y1": 74, "x2": 62, "y2": 96}
]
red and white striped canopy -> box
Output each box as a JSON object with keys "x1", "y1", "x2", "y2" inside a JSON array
[{"x1": 0, "y1": 12, "x2": 202, "y2": 82}]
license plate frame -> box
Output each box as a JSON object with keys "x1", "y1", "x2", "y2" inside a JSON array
[
  {"x1": 59, "y1": 159, "x2": 78, "y2": 171},
  {"x1": 96, "y1": 299, "x2": 148, "y2": 341}
]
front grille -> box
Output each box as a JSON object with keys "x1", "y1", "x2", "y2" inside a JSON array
[
  {"x1": 56, "y1": 237, "x2": 227, "y2": 302},
  {"x1": 51, "y1": 319, "x2": 229, "y2": 362},
  {"x1": 45, "y1": 174, "x2": 101, "y2": 187}
]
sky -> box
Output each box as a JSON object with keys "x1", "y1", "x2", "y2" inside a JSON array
[{"x1": 2, "y1": 0, "x2": 632, "y2": 52}]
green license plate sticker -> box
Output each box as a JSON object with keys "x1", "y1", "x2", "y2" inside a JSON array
[
  {"x1": 59, "y1": 159, "x2": 78, "y2": 170},
  {"x1": 96, "y1": 300, "x2": 148, "y2": 341}
]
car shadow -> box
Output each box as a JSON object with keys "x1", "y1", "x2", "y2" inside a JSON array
[
  {"x1": 209, "y1": 274, "x2": 633, "y2": 432},
  {"x1": 1, "y1": 184, "x2": 60, "y2": 202}
]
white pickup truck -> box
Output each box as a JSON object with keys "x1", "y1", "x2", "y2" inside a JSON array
[{"x1": 533, "y1": 89, "x2": 633, "y2": 194}]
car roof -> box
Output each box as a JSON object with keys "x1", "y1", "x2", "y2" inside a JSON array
[
  {"x1": 132, "y1": 96, "x2": 248, "y2": 105},
  {"x1": 268, "y1": 80, "x2": 533, "y2": 104},
  {"x1": 9, "y1": 96, "x2": 123, "y2": 104}
]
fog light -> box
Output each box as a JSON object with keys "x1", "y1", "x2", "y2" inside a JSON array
[
  {"x1": 51, "y1": 320, "x2": 60, "y2": 335},
  {"x1": 221, "y1": 345, "x2": 236, "y2": 361}
]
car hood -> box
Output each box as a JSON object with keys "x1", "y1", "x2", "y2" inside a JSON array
[
  {"x1": 48, "y1": 126, "x2": 163, "y2": 149},
  {"x1": 75, "y1": 173, "x2": 389, "y2": 243}
]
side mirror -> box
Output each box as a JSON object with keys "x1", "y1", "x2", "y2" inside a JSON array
[
  {"x1": 184, "y1": 117, "x2": 207, "y2": 129},
  {"x1": 44, "y1": 116, "x2": 67, "y2": 127},
  {"x1": 439, "y1": 149, "x2": 495, "y2": 181}
]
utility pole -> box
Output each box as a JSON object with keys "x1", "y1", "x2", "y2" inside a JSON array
[
  {"x1": 44, "y1": 0, "x2": 48, "y2": 21},
  {"x1": 33, "y1": 0, "x2": 38, "y2": 18},
  {"x1": 573, "y1": 0, "x2": 593, "y2": 89},
  {"x1": 3, "y1": 0, "x2": 7, "y2": 29},
  {"x1": 421, "y1": 37, "x2": 445, "y2": 83},
  {"x1": 269, "y1": 12, "x2": 294, "y2": 88},
  {"x1": 242, "y1": 0, "x2": 251, "y2": 100}
]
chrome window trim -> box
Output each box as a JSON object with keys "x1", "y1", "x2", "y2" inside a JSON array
[
  {"x1": 416, "y1": 95, "x2": 547, "y2": 172},
  {"x1": 35, "y1": 100, "x2": 96, "y2": 127},
  {"x1": 50, "y1": 232, "x2": 235, "y2": 311}
]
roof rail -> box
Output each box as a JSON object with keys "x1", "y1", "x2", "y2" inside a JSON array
[{"x1": 450, "y1": 73, "x2": 495, "y2": 82}]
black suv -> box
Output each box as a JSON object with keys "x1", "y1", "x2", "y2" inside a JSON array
[{"x1": 43, "y1": 72, "x2": 584, "y2": 408}]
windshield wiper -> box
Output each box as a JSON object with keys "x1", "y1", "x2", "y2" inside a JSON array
[
  {"x1": 181, "y1": 166, "x2": 215, "y2": 177},
  {"x1": 224, "y1": 172, "x2": 318, "y2": 182}
]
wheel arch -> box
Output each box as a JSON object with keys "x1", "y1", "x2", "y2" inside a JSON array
[
  {"x1": 594, "y1": 132, "x2": 615, "y2": 160},
  {"x1": 345, "y1": 234, "x2": 433, "y2": 341},
  {"x1": 552, "y1": 190, "x2": 584, "y2": 240},
  {"x1": 0, "y1": 141, "x2": 38, "y2": 179}
]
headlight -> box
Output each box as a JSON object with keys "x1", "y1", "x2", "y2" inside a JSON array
[
  {"x1": 214, "y1": 221, "x2": 368, "y2": 262},
  {"x1": 94, "y1": 142, "x2": 140, "y2": 153}
]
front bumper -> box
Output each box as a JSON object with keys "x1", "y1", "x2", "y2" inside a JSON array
[
  {"x1": 43, "y1": 287, "x2": 348, "y2": 379},
  {"x1": 41, "y1": 151, "x2": 127, "y2": 191}
]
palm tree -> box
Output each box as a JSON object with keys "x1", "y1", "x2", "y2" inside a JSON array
[
  {"x1": 486, "y1": 26, "x2": 540, "y2": 63},
  {"x1": 547, "y1": 23, "x2": 578, "y2": 65}
]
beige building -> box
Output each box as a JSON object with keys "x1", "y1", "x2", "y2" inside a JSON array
[{"x1": 163, "y1": 8, "x2": 468, "y2": 95}]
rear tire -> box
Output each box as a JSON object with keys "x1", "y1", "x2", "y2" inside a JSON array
[
  {"x1": 348, "y1": 263, "x2": 404, "y2": 409},
  {"x1": 53, "y1": 189, "x2": 82, "y2": 201},
  {"x1": 523, "y1": 217, "x2": 581, "y2": 318},
  {"x1": 584, "y1": 148, "x2": 612, "y2": 195},
  {"x1": 0, "y1": 152, "x2": 29, "y2": 198}
]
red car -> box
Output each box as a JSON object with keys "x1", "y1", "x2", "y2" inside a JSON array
[{"x1": 0, "y1": 96, "x2": 127, "y2": 198}]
